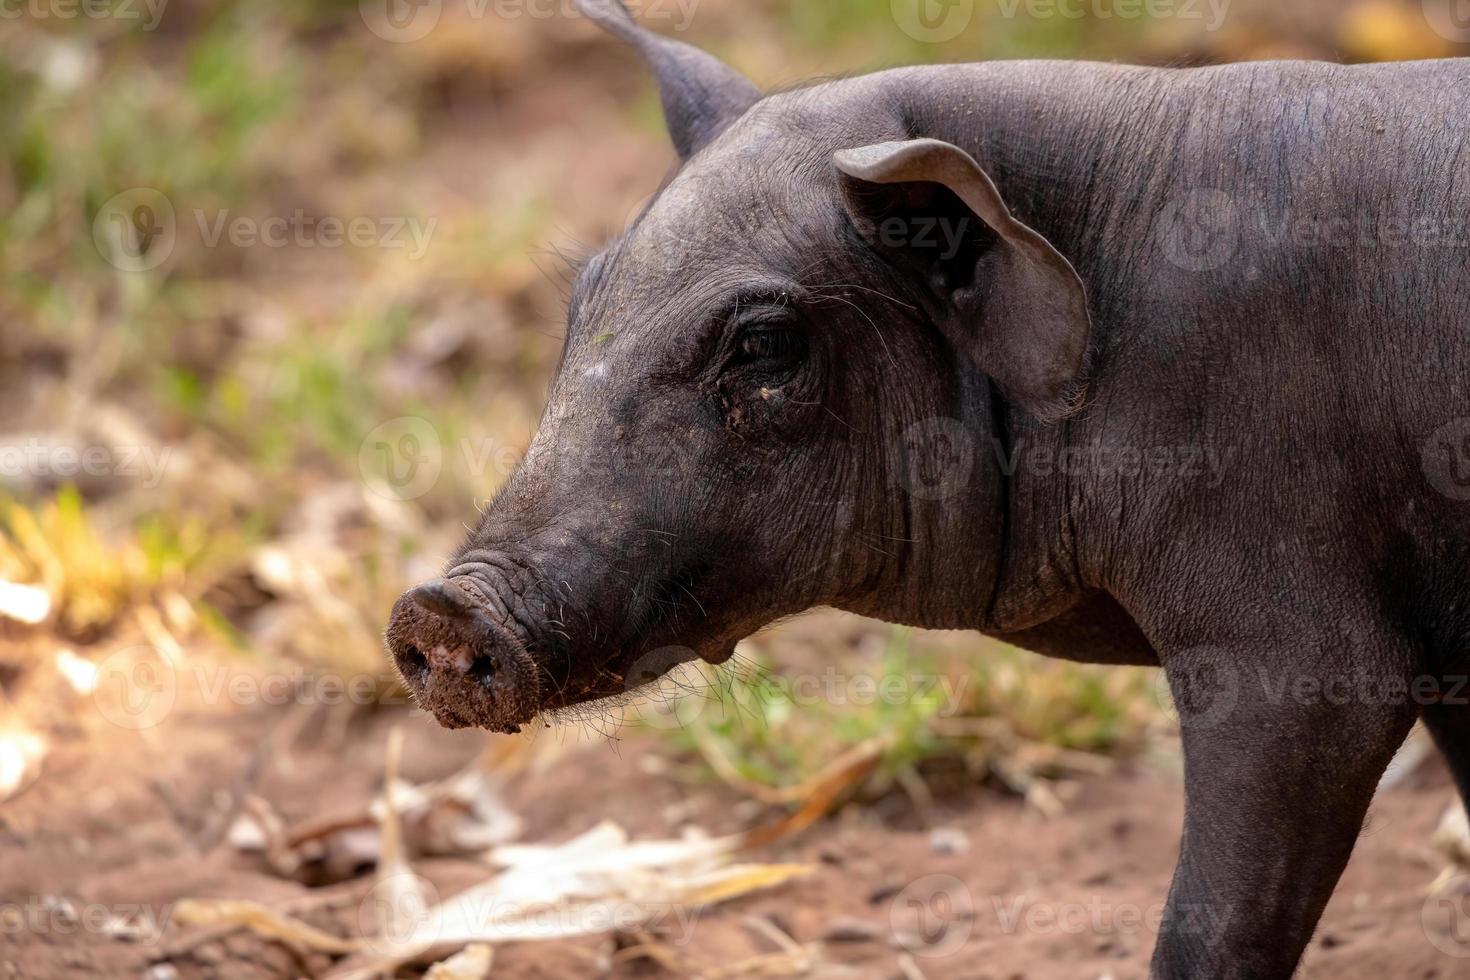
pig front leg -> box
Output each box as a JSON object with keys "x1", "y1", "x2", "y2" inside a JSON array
[{"x1": 1150, "y1": 639, "x2": 1418, "y2": 979}]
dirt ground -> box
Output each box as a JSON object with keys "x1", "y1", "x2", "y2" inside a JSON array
[{"x1": 2, "y1": 642, "x2": 1466, "y2": 980}]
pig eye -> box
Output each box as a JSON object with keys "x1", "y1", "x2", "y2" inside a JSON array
[{"x1": 735, "y1": 327, "x2": 806, "y2": 364}]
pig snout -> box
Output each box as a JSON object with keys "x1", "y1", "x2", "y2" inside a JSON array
[{"x1": 385, "y1": 579, "x2": 542, "y2": 733}]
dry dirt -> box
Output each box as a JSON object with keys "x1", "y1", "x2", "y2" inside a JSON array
[{"x1": 2, "y1": 644, "x2": 1467, "y2": 980}]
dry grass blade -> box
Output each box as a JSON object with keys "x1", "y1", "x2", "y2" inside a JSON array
[
  {"x1": 0, "y1": 578, "x2": 50, "y2": 624},
  {"x1": 736, "y1": 735, "x2": 888, "y2": 851},
  {"x1": 0, "y1": 728, "x2": 47, "y2": 802},
  {"x1": 172, "y1": 899, "x2": 363, "y2": 955},
  {"x1": 1429, "y1": 802, "x2": 1470, "y2": 895},
  {"x1": 611, "y1": 928, "x2": 691, "y2": 973},
  {"x1": 424, "y1": 943, "x2": 494, "y2": 979},
  {"x1": 693, "y1": 728, "x2": 890, "y2": 808},
  {"x1": 374, "y1": 725, "x2": 430, "y2": 951},
  {"x1": 687, "y1": 914, "x2": 821, "y2": 979},
  {"x1": 896, "y1": 952, "x2": 929, "y2": 980},
  {"x1": 676, "y1": 864, "x2": 815, "y2": 905}
]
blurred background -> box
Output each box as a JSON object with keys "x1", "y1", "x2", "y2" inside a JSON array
[{"x1": 2, "y1": 2, "x2": 1469, "y2": 978}]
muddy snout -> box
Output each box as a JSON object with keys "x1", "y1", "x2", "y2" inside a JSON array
[{"x1": 385, "y1": 579, "x2": 541, "y2": 733}]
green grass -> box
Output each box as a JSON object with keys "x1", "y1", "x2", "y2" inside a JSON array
[{"x1": 639, "y1": 625, "x2": 1162, "y2": 803}]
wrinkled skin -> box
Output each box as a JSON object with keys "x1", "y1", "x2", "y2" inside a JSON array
[{"x1": 387, "y1": 5, "x2": 1470, "y2": 976}]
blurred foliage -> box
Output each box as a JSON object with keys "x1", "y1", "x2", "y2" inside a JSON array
[{"x1": 0, "y1": 487, "x2": 239, "y2": 638}]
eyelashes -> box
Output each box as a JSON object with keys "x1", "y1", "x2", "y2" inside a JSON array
[{"x1": 737, "y1": 327, "x2": 806, "y2": 362}]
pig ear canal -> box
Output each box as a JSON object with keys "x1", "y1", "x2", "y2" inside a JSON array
[
  {"x1": 834, "y1": 138, "x2": 1093, "y2": 421},
  {"x1": 576, "y1": 0, "x2": 759, "y2": 160}
]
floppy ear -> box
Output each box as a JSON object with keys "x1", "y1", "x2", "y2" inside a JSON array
[
  {"x1": 577, "y1": 0, "x2": 759, "y2": 160},
  {"x1": 834, "y1": 138, "x2": 1091, "y2": 419}
]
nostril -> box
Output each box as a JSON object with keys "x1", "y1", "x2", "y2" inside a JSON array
[
  {"x1": 468, "y1": 656, "x2": 496, "y2": 688},
  {"x1": 396, "y1": 643, "x2": 430, "y2": 682}
]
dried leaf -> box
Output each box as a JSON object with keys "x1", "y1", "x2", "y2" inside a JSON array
[
  {"x1": 172, "y1": 899, "x2": 362, "y2": 955},
  {"x1": 0, "y1": 729, "x2": 47, "y2": 802},
  {"x1": 0, "y1": 579, "x2": 50, "y2": 624},
  {"x1": 326, "y1": 819, "x2": 814, "y2": 978},
  {"x1": 424, "y1": 943, "x2": 494, "y2": 980},
  {"x1": 373, "y1": 726, "x2": 434, "y2": 958},
  {"x1": 1432, "y1": 803, "x2": 1470, "y2": 871},
  {"x1": 227, "y1": 752, "x2": 523, "y2": 885},
  {"x1": 53, "y1": 648, "x2": 98, "y2": 695},
  {"x1": 372, "y1": 766, "x2": 523, "y2": 854}
]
